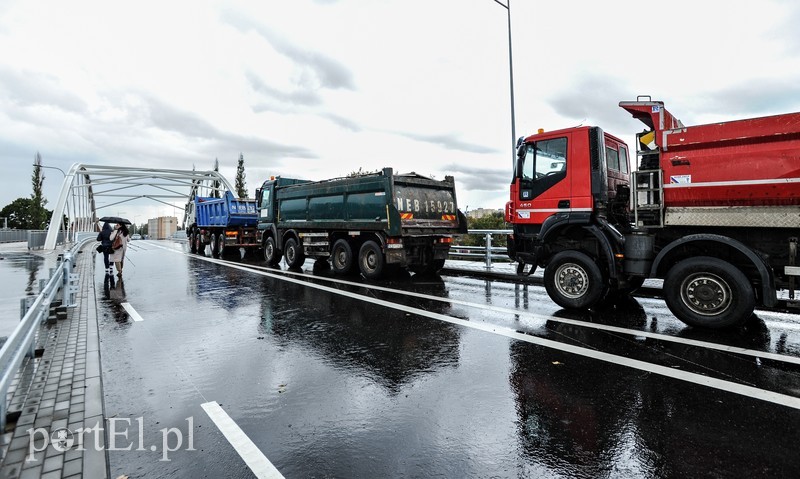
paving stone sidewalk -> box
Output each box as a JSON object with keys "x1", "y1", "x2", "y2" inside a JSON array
[{"x1": 0, "y1": 245, "x2": 108, "y2": 479}]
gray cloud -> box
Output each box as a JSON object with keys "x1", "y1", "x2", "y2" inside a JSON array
[
  {"x1": 246, "y1": 71, "x2": 323, "y2": 107},
  {"x1": 399, "y1": 132, "x2": 501, "y2": 154},
  {"x1": 547, "y1": 76, "x2": 638, "y2": 136},
  {"x1": 221, "y1": 9, "x2": 356, "y2": 91},
  {"x1": 320, "y1": 112, "x2": 361, "y2": 132},
  {"x1": 140, "y1": 94, "x2": 317, "y2": 160},
  {"x1": 684, "y1": 80, "x2": 800, "y2": 118},
  {"x1": 550, "y1": 74, "x2": 800, "y2": 135},
  {"x1": 441, "y1": 163, "x2": 510, "y2": 192},
  {"x1": 0, "y1": 66, "x2": 87, "y2": 114}
]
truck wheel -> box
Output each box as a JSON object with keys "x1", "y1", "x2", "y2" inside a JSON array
[
  {"x1": 664, "y1": 257, "x2": 754, "y2": 329},
  {"x1": 331, "y1": 239, "x2": 354, "y2": 274},
  {"x1": 284, "y1": 237, "x2": 305, "y2": 269},
  {"x1": 194, "y1": 232, "x2": 204, "y2": 255},
  {"x1": 189, "y1": 231, "x2": 197, "y2": 253},
  {"x1": 359, "y1": 241, "x2": 384, "y2": 279},
  {"x1": 218, "y1": 234, "x2": 226, "y2": 258},
  {"x1": 544, "y1": 251, "x2": 607, "y2": 309},
  {"x1": 211, "y1": 233, "x2": 221, "y2": 258},
  {"x1": 264, "y1": 237, "x2": 282, "y2": 266}
]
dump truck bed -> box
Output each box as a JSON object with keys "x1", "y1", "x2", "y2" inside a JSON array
[
  {"x1": 621, "y1": 101, "x2": 800, "y2": 208},
  {"x1": 275, "y1": 168, "x2": 464, "y2": 235},
  {"x1": 195, "y1": 191, "x2": 258, "y2": 228}
]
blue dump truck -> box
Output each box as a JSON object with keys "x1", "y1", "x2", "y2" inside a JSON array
[
  {"x1": 185, "y1": 190, "x2": 259, "y2": 257},
  {"x1": 256, "y1": 167, "x2": 468, "y2": 278}
]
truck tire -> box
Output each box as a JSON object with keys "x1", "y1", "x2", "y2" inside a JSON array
[
  {"x1": 218, "y1": 234, "x2": 226, "y2": 258},
  {"x1": 359, "y1": 241, "x2": 384, "y2": 279},
  {"x1": 189, "y1": 231, "x2": 197, "y2": 254},
  {"x1": 284, "y1": 237, "x2": 305, "y2": 269},
  {"x1": 331, "y1": 239, "x2": 354, "y2": 274},
  {"x1": 264, "y1": 237, "x2": 282, "y2": 266},
  {"x1": 663, "y1": 257, "x2": 754, "y2": 329},
  {"x1": 544, "y1": 251, "x2": 607, "y2": 310},
  {"x1": 194, "y1": 232, "x2": 204, "y2": 255},
  {"x1": 211, "y1": 233, "x2": 221, "y2": 258}
]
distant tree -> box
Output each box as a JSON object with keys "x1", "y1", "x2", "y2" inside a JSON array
[
  {"x1": 235, "y1": 153, "x2": 247, "y2": 198},
  {"x1": 212, "y1": 158, "x2": 221, "y2": 198},
  {"x1": 0, "y1": 197, "x2": 46, "y2": 229},
  {"x1": 32, "y1": 152, "x2": 46, "y2": 206},
  {"x1": 31, "y1": 152, "x2": 49, "y2": 228}
]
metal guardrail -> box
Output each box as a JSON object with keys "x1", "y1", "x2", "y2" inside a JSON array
[
  {"x1": 28, "y1": 230, "x2": 65, "y2": 250},
  {"x1": 0, "y1": 230, "x2": 28, "y2": 243},
  {"x1": 0, "y1": 230, "x2": 66, "y2": 248},
  {"x1": 451, "y1": 229, "x2": 512, "y2": 269},
  {"x1": 0, "y1": 236, "x2": 92, "y2": 429}
]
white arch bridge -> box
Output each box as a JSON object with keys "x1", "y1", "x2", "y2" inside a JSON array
[{"x1": 44, "y1": 164, "x2": 238, "y2": 250}]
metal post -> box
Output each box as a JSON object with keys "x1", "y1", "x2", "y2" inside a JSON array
[
  {"x1": 493, "y1": 0, "x2": 517, "y2": 162},
  {"x1": 485, "y1": 232, "x2": 493, "y2": 269}
]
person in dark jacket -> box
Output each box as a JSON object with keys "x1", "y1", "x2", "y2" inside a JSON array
[{"x1": 97, "y1": 222, "x2": 113, "y2": 275}]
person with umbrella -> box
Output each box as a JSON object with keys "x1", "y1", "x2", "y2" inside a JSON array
[
  {"x1": 97, "y1": 221, "x2": 114, "y2": 275},
  {"x1": 109, "y1": 222, "x2": 131, "y2": 277}
]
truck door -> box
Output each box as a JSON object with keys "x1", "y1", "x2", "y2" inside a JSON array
[
  {"x1": 515, "y1": 135, "x2": 571, "y2": 225},
  {"x1": 259, "y1": 184, "x2": 274, "y2": 222}
]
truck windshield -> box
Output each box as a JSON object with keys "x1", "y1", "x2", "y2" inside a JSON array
[{"x1": 522, "y1": 137, "x2": 567, "y2": 181}]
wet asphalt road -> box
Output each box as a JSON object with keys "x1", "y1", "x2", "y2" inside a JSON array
[{"x1": 94, "y1": 240, "x2": 800, "y2": 478}]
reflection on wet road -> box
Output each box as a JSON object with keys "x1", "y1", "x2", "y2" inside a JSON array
[
  {"x1": 96, "y1": 241, "x2": 800, "y2": 478},
  {"x1": 0, "y1": 251, "x2": 52, "y2": 337}
]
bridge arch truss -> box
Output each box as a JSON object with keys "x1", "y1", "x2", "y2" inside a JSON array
[{"x1": 45, "y1": 164, "x2": 237, "y2": 249}]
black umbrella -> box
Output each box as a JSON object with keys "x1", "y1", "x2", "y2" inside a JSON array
[{"x1": 98, "y1": 216, "x2": 132, "y2": 225}]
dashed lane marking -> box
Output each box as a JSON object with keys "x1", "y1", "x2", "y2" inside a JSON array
[
  {"x1": 201, "y1": 401, "x2": 284, "y2": 479},
  {"x1": 121, "y1": 302, "x2": 144, "y2": 322}
]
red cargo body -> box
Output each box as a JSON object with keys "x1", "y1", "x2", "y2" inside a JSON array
[{"x1": 621, "y1": 102, "x2": 800, "y2": 208}]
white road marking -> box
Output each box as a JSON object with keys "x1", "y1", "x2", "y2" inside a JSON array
[
  {"x1": 214, "y1": 252, "x2": 800, "y2": 367},
  {"x1": 201, "y1": 401, "x2": 284, "y2": 479},
  {"x1": 121, "y1": 302, "x2": 144, "y2": 322},
  {"x1": 149, "y1": 244, "x2": 800, "y2": 409}
]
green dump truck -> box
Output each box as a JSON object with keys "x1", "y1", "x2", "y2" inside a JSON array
[{"x1": 256, "y1": 168, "x2": 468, "y2": 278}]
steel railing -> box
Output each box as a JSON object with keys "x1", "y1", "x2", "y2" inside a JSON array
[
  {"x1": 0, "y1": 230, "x2": 28, "y2": 243},
  {"x1": 27, "y1": 230, "x2": 65, "y2": 250},
  {"x1": 450, "y1": 229, "x2": 512, "y2": 269},
  {"x1": 0, "y1": 230, "x2": 66, "y2": 248},
  {"x1": 0, "y1": 235, "x2": 92, "y2": 430}
]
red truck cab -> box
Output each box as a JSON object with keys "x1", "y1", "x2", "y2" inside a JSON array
[{"x1": 506, "y1": 126, "x2": 631, "y2": 269}]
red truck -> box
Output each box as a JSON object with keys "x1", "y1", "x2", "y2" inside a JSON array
[{"x1": 506, "y1": 96, "x2": 800, "y2": 328}]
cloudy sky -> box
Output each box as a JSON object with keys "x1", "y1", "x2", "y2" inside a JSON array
[{"x1": 2, "y1": 0, "x2": 800, "y2": 223}]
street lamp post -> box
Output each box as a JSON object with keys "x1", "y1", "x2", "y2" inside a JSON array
[{"x1": 494, "y1": 0, "x2": 516, "y2": 163}]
